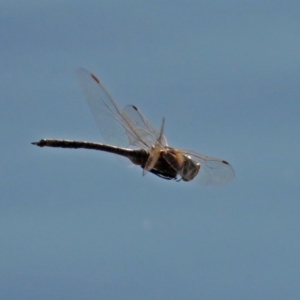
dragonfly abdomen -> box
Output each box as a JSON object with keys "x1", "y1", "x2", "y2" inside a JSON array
[{"x1": 32, "y1": 139, "x2": 148, "y2": 161}]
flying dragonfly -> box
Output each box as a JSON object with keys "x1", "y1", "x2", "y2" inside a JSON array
[{"x1": 32, "y1": 68, "x2": 235, "y2": 185}]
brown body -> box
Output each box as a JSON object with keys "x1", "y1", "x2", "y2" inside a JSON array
[
  {"x1": 32, "y1": 68, "x2": 234, "y2": 185},
  {"x1": 32, "y1": 139, "x2": 180, "y2": 180}
]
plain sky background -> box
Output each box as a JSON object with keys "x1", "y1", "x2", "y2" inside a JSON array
[{"x1": 1, "y1": 1, "x2": 300, "y2": 299}]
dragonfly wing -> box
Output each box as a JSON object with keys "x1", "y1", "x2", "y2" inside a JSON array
[
  {"x1": 77, "y1": 68, "x2": 153, "y2": 149},
  {"x1": 122, "y1": 105, "x2": 168, "y2": 148},
  {"x1": 143, "y1": 118, "x2": 166, "y2": 176},
  {"x1": 180, "y1": 150, "x2": 235, "y2": 185}
]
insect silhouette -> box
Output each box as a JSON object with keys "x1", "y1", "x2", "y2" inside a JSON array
[{"x1": 32, "y1": 68, "x2": 235, "y2": 185}]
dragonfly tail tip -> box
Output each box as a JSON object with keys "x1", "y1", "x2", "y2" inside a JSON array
[{"x1": 31, "y1": 140, "x2": 43, "y2": 147}]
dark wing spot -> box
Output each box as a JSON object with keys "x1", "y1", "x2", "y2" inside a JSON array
[
  {"x1": 91, "y1": 73, "x2": 100, "y2": 83},
  {"x1": 132, "y1": 105, "x2": 138, "y2": 110},
  {"x1": 222, "y1": 160, "x2": 229, "y2": 165}
]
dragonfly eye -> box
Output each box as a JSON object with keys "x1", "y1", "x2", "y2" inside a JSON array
[{"x1": 180, "y1": 158, "x2": 200, "y2": 181}]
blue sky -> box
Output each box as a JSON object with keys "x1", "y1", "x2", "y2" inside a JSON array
[{"x1": 1, "y1": 1, "x2": 300, "y2": 299}]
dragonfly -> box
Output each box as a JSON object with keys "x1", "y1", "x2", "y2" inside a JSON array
[{"x1": 32, "y1": 68, "x2": 235, "y2": 185}]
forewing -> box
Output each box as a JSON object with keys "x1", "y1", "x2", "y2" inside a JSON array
[
  {"x1": 77, "y1": 68, "x2": 153, "y2": 149},
  {"x1": 122, "y1": 105, "x2": 168, "y2": 147},
  {"x1": 181, "y1": 150, "x2": 235, "y2": 185}
]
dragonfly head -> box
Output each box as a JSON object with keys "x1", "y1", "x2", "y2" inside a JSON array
[{"x1": 180, "y1": 156, "x2": 200, "y2": 181}]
